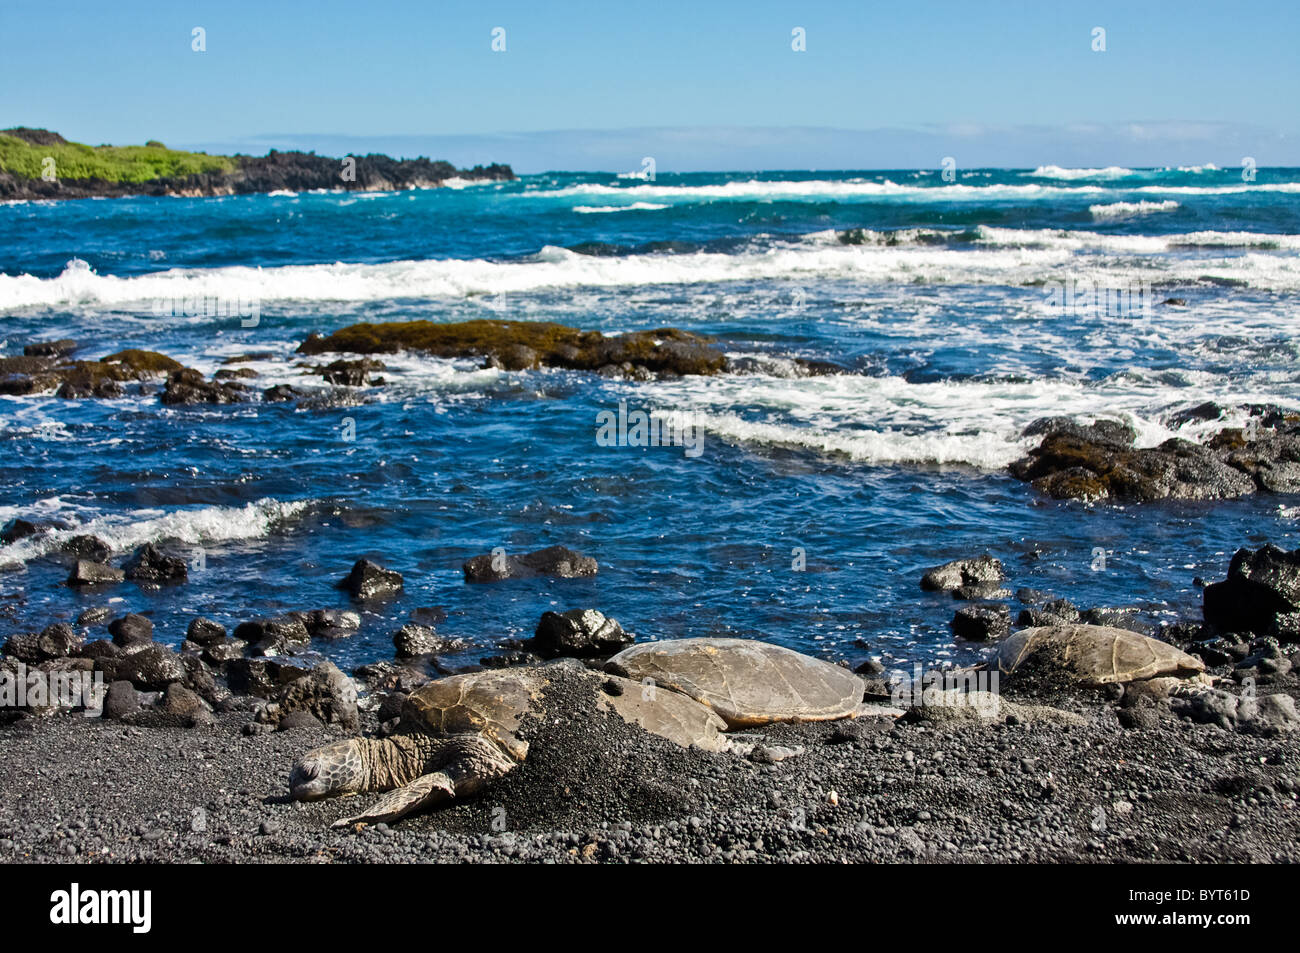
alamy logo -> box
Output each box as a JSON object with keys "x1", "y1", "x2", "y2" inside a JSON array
[
  {"x1": 595, "y1": 400, "x2": 705, "y2": 457},
  {"x1": 0, "y1": 663, "x2": 103, "y2": 716},
  {"x1": 50, "y1": 883, "x2": 151, "y2": 933}
]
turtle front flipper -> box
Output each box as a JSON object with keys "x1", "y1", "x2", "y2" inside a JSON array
[
  {"x1": 331, "y1": 734, "x2": 518, "y2": 827},
  {"x1": 331, "y1": 773, "x2": 455, "y2": 828}
]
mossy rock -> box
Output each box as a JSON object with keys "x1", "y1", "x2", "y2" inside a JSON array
[{"x1": 298, "y1": 319, "x2": 726, "y2": 377}]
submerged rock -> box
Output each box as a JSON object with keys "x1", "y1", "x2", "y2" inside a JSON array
[
  {"x1": 463, "y1": 545, "x2": 598, "y2": 582},
  {"x1": 297, "y1": 318, "x2": 728, "y2": 378}
]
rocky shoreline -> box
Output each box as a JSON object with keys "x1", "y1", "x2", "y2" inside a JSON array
[
  {"x1": 1, "y1": 538, "x2": 1297, "y2": 863},
  {"x1": 0, "y1": 128, "x2": 512, "y2": 202}
]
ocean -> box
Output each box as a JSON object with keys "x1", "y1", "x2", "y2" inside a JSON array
[{"x1": 2, "y1": 165, "x2": 1299, "y2": 672}]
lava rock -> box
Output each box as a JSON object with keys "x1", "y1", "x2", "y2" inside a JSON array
[
  {"x1": 62, "y1": 535, "x2": 112, "y2": 563},
  {"x1": 185, "y1": 617, "x2": 227, "y2": 646},
  {"x1": 951, "y1": 604, "x2": 1012, "y2": 641},
  {"x1": 296, "y1": 609, "x2": 361, "y2": 640},
  {"x1": 108, "y1": 613, "x2": 154, "y2": 648},
  {"x1": 101, "y1": 680, "x2": 140, "y2": 720},
  {"x1": 462, "y1": 545, "x2": 598, "y2": 582},
  {"x1": 391, "y1": 623, "x2": 462, "y2": 659},
  {"x1": 336, "y1": 559, "x2": 404, "y2": 601},
  {"x1": 920, "y1": 555, "x2": 1005, "y2": 593},
  {"x1": 527, "y1": 609, "x2": 632, "y2": 658},
  {"x1": 123, "y1": 543, "x2": 188, "y2": 584},
  {"x1": 1, "y1": 518, "x2": 39, "y2": 544},
  {"x1": 3, "y1": 623, "x2": 83, "y2": 663},
  {"x1": 1203, "y1": 544, "x2": 1300, "y2": 641},
  {"x1": 107, "y1": 644, "x2": 186, "y2": 691},
  {"x1": 66, "y1": 560, "x2": 124, "y2": 587},
  {"x1": 233, "y1": 615, "x2": 311, "y2": 656}
]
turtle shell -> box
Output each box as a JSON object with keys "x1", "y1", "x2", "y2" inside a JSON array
[
  {"x1": 403, "y1": 668, "x2": 546, "y2": 761},
  {"x1": 605, "y1": 637, "x2": 864, "y2": 728},
  {"x1": 995, "y1": 624, "x2": 1206, "y2": 686}
]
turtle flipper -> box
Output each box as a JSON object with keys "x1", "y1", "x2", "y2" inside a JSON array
[{"x1": 331, "y1": 773, "x2": 455, "y2": 828}]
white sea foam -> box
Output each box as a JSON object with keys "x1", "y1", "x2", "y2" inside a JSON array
[
  {"x1": 2, "y1": 227, "x2": 1298, "y2": 313},
  {"x1": 1026, "y1": 165, "x2": 1137, "y2": 180},
  {"x1": 573, "y1": 202, "x2": 669, "y2": 213},
  {"x1": 0, "y1": 497, "x2": 315, "y2": 565},
  {"x1": 621, "y1": 367, "x2": 1300, "y2": 469},
  {"x1": 1089, "y1": 200, "x2": 1180, "y2": 220}
]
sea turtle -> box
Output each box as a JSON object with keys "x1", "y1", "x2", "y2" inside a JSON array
[
  {"x1": 289, "y1": 637, "x2": 872, "y2": 826},
  {"x1": 994, "y1": 624, "x2": 1206, "y2": 686},
  {"x1": 604, "y1": 636, "x2": 866, "y2": 727},
  {"x1": 288, "y1": 661, "x2": 735, "y2": 826}
]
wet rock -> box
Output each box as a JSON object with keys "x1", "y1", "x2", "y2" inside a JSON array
[
  {"x1": 233, "y1": 615, "x2": 311, "y2": 656},
  {"x1": 160, "y1": 367, "x2": 248, "y2": 405},
  {"x1": 23, "y1": 338, "x2": 77, "y2": 358},
  {"x1": 185, "y1": 617, "x2": 227, "y2": 646},
  {"x1": 3, "y1": 623, "x2": 82, "y2": 663},
  {"x1": 124, "y1": 543, "x2": 188, "y2": 584},
  {"x1": 79, "y1": 639, "x2": 120, "y2": 660},
  {"x1": 66, "y1": 559, "x2": 124, "y2": 587},
  {"x1": 262, "y1": 384, "x2": 307, "y2": 402},
  {"x1": 107, "y1": 644, "x2": 186, "y2": 691},
  {"x1": 225, "y1": 658, "x2": 312, "y2": 698},
  {"x1": 463, "y1": 545, "x2": 598, "y2": 582},
  {"x1": 101, "y1": 680, "x2": 140, "y2": 720},
  {"x1": 481, "y1": 650, "x2": 543, "y2": 668},
  {"x1": 1017, "y1": 599, "x2": 1081, "y2": 628},
  {"x1": 108, "y1": 613, "x2": 154, "y2": 648},
  {"x1": 392, "y1": 623, "x2": 462, "y2": 659},
  {"x1": 63, "y1": 535, "x2": 111, "y2": 563},
  {"x1": 297, "y1": 318, "x2": 727, "y2": 378},
  {"x1": 353, "y1": 660, "x2": 433, "y2": 694},
  {"x1": 1203, "y1": 544, "x2": 1300, "y2": 642},
  {"x1": 920, "y1": 555, "x2": 1004, "y2": 594},
  {"x1": 201, "y1": 638, "x2": 246, "y2": 666},
  {"x1": 320, "y1": 357, "x2": 386, "y2": 386},
  {"x1": 1, "y1": 518, "x2": 39, "y2": 544},
  {"x1": 528, "y1": 609, "x2": 632, "y2": 658},
  {"x1": 951, "y1": 604, "x2": 1011, "y2": 641},
  {"x1": 295, "y1": 609, "x2": 361, "y2": 640},
  {"x1": 1011, "y1": 411, "x2": 1300, "y2": 502},
  {"x1": 76, "y1": 606, "x2": 112, "y2": 626},
  {"x1": 336, "y1": 559, "x2": 404, "y2": 601}
]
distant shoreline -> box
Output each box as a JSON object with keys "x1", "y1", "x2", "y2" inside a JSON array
[{"x1": 0, "y1": 127, "x2": 513, "y2": 203}]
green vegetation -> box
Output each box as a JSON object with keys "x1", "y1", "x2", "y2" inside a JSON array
[{"x1": 0, "y1": 131, "x2": 235, "y2": 183}]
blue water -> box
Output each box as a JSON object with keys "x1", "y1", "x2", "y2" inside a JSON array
[{"x1": 2, "y1": 166, "x2": 1299, "y2": 671}]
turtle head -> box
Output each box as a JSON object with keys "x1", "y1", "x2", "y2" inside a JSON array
[{"x1": 289, "y1": 739, "x2": 368, "y2": 800}]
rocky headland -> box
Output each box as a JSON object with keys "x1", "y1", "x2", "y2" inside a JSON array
[{"x1": 0, "y1": 127, "x2": 512, "y2": 202}]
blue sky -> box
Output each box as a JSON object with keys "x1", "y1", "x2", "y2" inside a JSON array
[{"x1": 1, "y1": 0, "x2": 1296, "y2": 170}]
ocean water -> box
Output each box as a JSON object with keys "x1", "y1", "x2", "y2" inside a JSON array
[{"x1": 2, "y1": 166, "x2": 1299, "y2": 672}]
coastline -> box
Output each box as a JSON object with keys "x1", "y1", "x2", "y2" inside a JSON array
[{"x1": 0, "y1": 128, "x2": 513, "y2": 202}]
